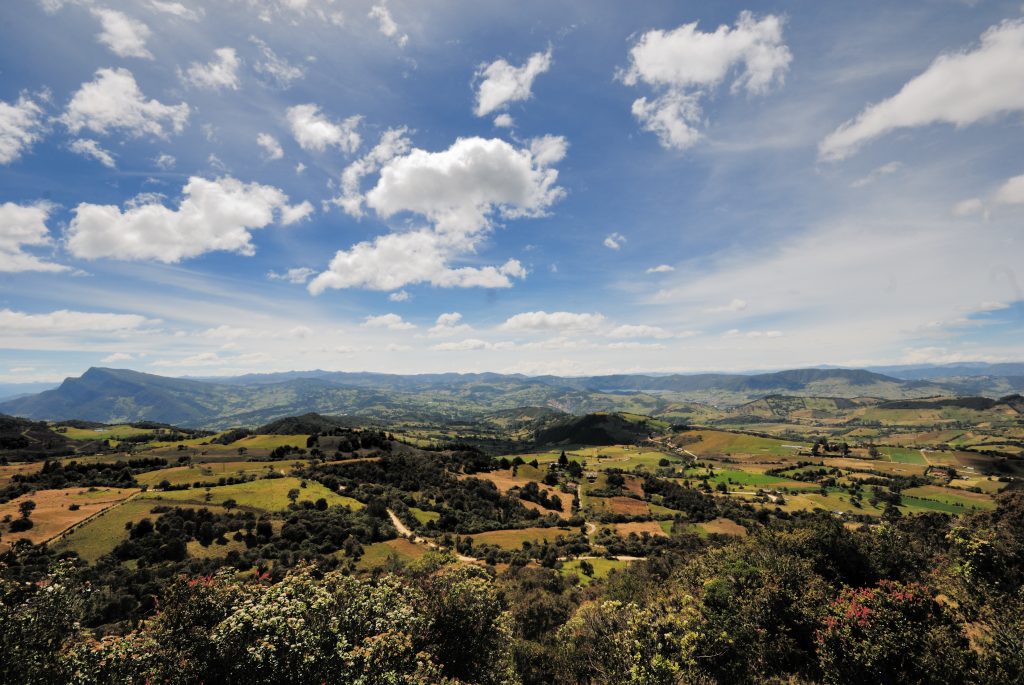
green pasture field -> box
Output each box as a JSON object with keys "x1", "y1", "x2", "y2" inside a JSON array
[
  {"x1": 59, "y1": 424, "x2": 155, "y2": 441},
  {"x1": 470, "y1": 526, "x2": 575, "y2": 550},
  {"x1": 699, "y1": 517, "x2": 748, "y2": 536},
  {"x1": 648, "y1": 501, "x2": 684, "y2": 517},
  {"x1": 509, "y1": 446, "x2": 679, "y2": 473},
  {"x1": 902, "y1": 485, "x2": 996, "y2": 510},
  {"x1": 409, "y1": 507, "x2": 440, "y2": 525},
  {"x1": 513, "y1": 464, "x2": 546, "y2": 481},
  {"x1": 899, "y1": 495, "x2": 970, "y2": 515},
  {"x1": 560, "y1": 557, "x2": 631, "y2": 584},
  {"x1": 682, "y1": 430, "x2": 808, "y2": 457},
  {"x1": 139, "y1": 477, "x2": 363, "y2": 512},
  {"x1": 885, "y1": 430, "x2": 966, "y2": 447},
  {"x1": 702, "y1": 468, "x2": 800, "y2": 489},
  {"x1": 880, "y1": 447, "x2": 927, "y2": 465},
  {"x1": 145, "y1": 434, "x2": 309, "y2": 457},
  {"x1": 231, "y1": 434, "x2": 311, "y2": 450},
  {"x1": 759, "y1": 489, "x2": 886, "y2": 517},
  {"x1": 134, "y1": 460, "x2": 306, "y2": 487},
  {"x1": 947, "y1": 477, "x2": 1006, "y2": 494},
  {"x1": 146, "y1": 433, "x2": 230, "y2": 449},
  {"x1": 967, "y1": 444, "x2": 1023, "y2": 456},
  {"x1": 51, "y1": 497, "x2": 192, "y2": 563},
  {"x1": 186, "y1": 538, "x2": 248, "y2": 560},
  {"x1": 616, "y1": 412, "x2": 671, "y2": 431},
  {"x1": 356, "y1": 538, "x2": 428, "y2": 570}
]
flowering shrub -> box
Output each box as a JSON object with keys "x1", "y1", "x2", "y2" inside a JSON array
[
  {"x1": 0, "y1": 560, "x2": 83, "y2": 685},
  {"x1": 7, "y1": 560, "x2": 514, "y2": 685},
  {"x1": 211, "y1": 568, "x2": 434, "y2": 684},
  {"x1": 815, "y1": 581, "x2": 973, "y2": 685}
]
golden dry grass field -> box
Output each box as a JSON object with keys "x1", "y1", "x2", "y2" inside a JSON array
[{"x1": 0, "y1": 487, "x2": 137, "y2": 551}]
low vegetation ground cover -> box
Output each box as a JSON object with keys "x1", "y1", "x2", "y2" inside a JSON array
[{"x1": 1, "y1": 405, "x2": 1021, "y2": 685}]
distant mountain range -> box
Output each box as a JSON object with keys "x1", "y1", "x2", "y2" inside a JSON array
[
  {"x1": 0, "y1": 381, "x2": 64, "y2": 402},
  {"x1": 2, "y1": 364, "x2": 1023, "y2": 429}
]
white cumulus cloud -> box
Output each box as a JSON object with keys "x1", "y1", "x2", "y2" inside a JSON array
[
  {"x1": 309, "y1": 229, "x2": 528, "y2": 293},
  {"x1": 607, "y1": 324, "x2": 674, "y2": 339},
  {"x1": 646, "y1": 264, "x2": 675, "y2": 273},
  {"x1": 362, "y1": 313, "x2": 415, "y2": 330},
  {"x1": 310, "y1": 136, "x2": 563, "y2": 294},
  {"x1": 0, "y1": 202, "x2": 68, "y2": 273},
  {"x1": 154, "y1": 153, "x2": 176, "y2": 169},
  {"x1": 257, "y1": 132, "x2": 284, "y2": 160},
  {"x1": 474, "y1": 48, "x2": 552, "y2": 117},
  {"x1": 365, "y1": 136, "x2": 565, "y2": 235},
  {"x1": 267, "y1": 266, "x2": 316, "y2": 284},
  {"x1": 952, "y1": 198, "x2": 986, "y2": 217},
  {"x1": 994, "y1": 174, "x2": 1024, "y2": 205},
  {"x1": 62, "y1": 68, "x2": 189, "y2": 139},
  {"x1": 250, "y1": 36, "x2": 305, "y2": 88},
  {"x1": 67, "y1": 176, "x2": 311, "y2": 262},
  {"x1": 101, "y1": 352, "x2": 135, "y2": 363},
  {"x1": 286, "y1": 103, "x2": 361, "y2": 153},
  {"x1": 334, "y1": 127, "x2": 411, "y2": 217},
  {"x1": 603, "y1": 232, "x2": 625, "y2": 250},
  {"x1": 147, "y1": 1, "x2": 202, "y2": 21},
  {"x1": 182, "y1": 47, "x2": 241, "y2": 90},
  {"x1": 92, "y1": 8, "x2": 153, "y2": 59},
  {"x1": 368, "y1": 5, "x2": 407, "y2": 47},
  {"x1": 499, "y1": 311, "x2": 605, "y2": 332},
  {"x1": 0, "y1": 95, "x2": 46, "y2": 165},
  {"x1": 608, "y1": 342, "x2": 667, "y2": 351},
  {"x1": 69, "y1": 138, "x2": 116, "y2": 167},
  {"x1": 428, "y1": 312, "x2": 472, "y2": 338},
  {"x1": 622, "y1": 11, "x2": 791, "y2": 150},
  {"x1": 950, "y1": 173, "x2": 1024, "y2": 218},
  {"x1": 432, "y1": 338, "x2": 514, "y2": 352},
  {"x1": 850, "y1": 161, "x2": 903, "y2": 188},
  {"x1": 0, "y1": 309, "x2": 157, "y2": 334},
  {"x1": 706, "y1": 298, "x2": 748, "y2": 313},
  {"x1": 820, "y1": 20, "x2": 1024, "y2": 161}
]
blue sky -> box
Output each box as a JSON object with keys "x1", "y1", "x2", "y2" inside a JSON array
[{"x1": 1, "y1": 0, "x2": 1022, "y2": 381}]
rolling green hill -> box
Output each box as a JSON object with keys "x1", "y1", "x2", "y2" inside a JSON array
[{"x1": 534, "y1": 412, "x2": 666, "y2": 446}]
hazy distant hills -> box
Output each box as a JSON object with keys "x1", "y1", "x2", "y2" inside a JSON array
[
  {"x1": 869, "y1": 362, "x2": 1024, "y2": 379},
  {"x1": 0, "y1": 381, "x2": 63, "y2": 402},
  {"x1": 2, "y1": 365, "x2": 1022, "y2": 429}
]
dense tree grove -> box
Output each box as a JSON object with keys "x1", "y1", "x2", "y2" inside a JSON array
[
  {"x1": 3, "y1": 487, "x2": 1024, "y2": 683},
  {"x1": 0, "y1": 458, "x2": 168, "y2": 503},
  {"x1": 303, "y1": 452, "x2": 556, "y2": 534}
]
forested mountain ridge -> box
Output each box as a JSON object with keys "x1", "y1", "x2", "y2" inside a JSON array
[{"x1": 5, "y1": 365, "x2": 1021, "y2": 429}]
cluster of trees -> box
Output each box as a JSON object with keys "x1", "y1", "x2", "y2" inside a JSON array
[
  {"x1": 267, "y1": 444, "x2": 307, "y2": 459},
  {"x1": 209, "y1": 428, "x2": 252, "y2": 445},
  {"x1": 1, "y1": 561, "x2": 517, "y2": 685},
  {"x1": 6, "y1": 499, "x2": 36, "y2": 533},
  {"x1": 304, "y1": 453, "x2": 555, "y2": 535},
  {"x1": 552, "y1": 493, "x2": 1024, "y2": 684},
  {"x1": 586, "y1": 471, "x2": 628, "y2": 498},
  {"x1": 640, "y1": 476, "x2": 729, "y2": 523},
  {"x1": 1, "y1": 499, "x2": 398, "y2": 632},
  {"x1": 0, "y1": 457, "x2": 168, "y2": 503},
  {"x1": 311, "y1": 428, "x2": 396, "y2": 456},
  {"x1": 516, "y1": 481, "x2": 563, "y2": 512},
  {"x1": 109, "y1": 503, "x2": 392, "y2": 572},
  {"x1": 6, "y1": 490, "x2": 1024, "y2": 683},
  {"x1": 812, "y1": 437, "x2": 851, "y2": 456}
]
